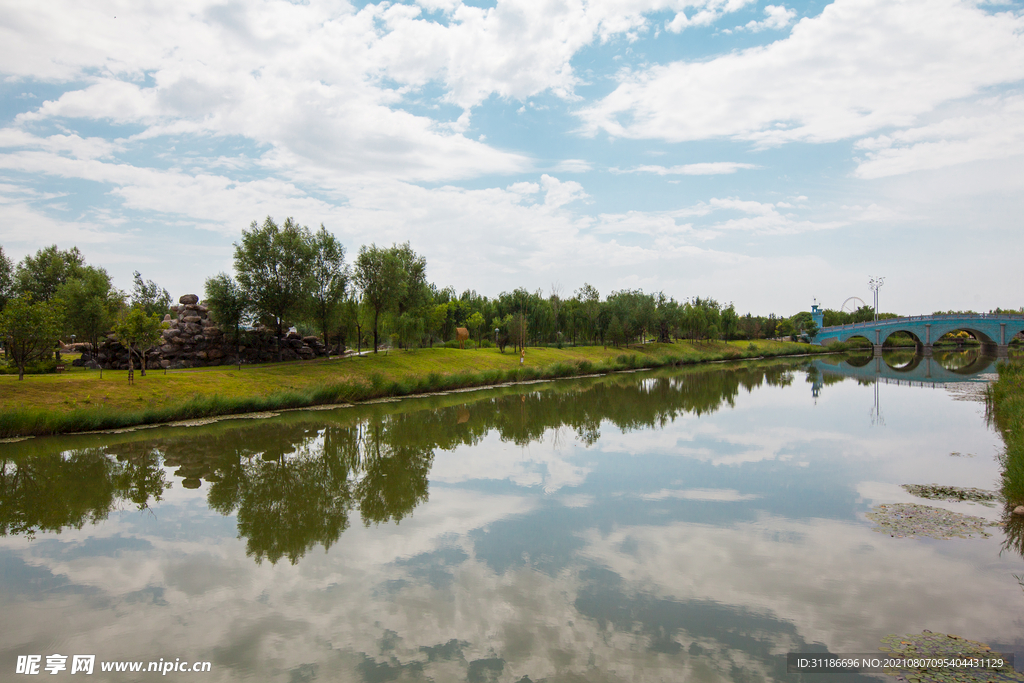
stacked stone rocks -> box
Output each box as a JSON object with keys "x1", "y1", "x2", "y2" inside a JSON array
[
  {"x1": 158, "y1": 294, "x2": 226, "y2": 368},
  {"x1": 75, "y1": 294, "x2": 329, "y2": 370}
]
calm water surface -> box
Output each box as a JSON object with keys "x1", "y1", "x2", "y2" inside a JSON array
[{"x1": 2, "y1": 352, "x2": 1022, "y2": 682}]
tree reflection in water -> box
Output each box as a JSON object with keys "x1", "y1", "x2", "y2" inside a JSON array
[
  {"x1": 0, "y1": 361, "x2": 818, "y2": 564},
  {"x1": 0, "y1": 445, "x2": 167, "y2": 539},
  {"x1": 178, "y1": 419, "x2": 434, "y2": 565}
]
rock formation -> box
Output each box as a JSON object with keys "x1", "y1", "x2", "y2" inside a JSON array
[{"x1": 72, "y1": 294, "x2": 329, "y2": 370}]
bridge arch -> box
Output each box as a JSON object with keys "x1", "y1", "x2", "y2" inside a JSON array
[
  {"x1": 878, "y1": 328, "x2": 925, "y2": 348},
  {"x1": 839, "y1": 333, "x2": 874, "y2": 346},
  {"x1": 923, "y1": 324, "x2": 997, "y2": 345}
]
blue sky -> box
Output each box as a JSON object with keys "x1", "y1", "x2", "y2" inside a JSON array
[{"x1": 1, "y1": 0, "x2": 1022, "y2": 315}]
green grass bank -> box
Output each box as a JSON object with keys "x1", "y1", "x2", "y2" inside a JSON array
[
  {"x1": 991, "y1": 361, "x2": 1024, "y2": 507},
  {"x1": 0, "y1": 339, "x2": 830, "y2": 438}
]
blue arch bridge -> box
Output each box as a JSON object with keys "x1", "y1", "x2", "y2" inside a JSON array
[{"x1": 810, "y1": 305, "x2": 1024, "y2": 358}]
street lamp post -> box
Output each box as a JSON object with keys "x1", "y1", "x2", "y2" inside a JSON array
[{"x1": 868, "y1": 277, "x2": 885, "y2": 321}]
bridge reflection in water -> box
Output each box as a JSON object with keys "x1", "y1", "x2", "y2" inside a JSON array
[{"x1": 809, "y1": 349, "x2": 1000, "y2": 393}]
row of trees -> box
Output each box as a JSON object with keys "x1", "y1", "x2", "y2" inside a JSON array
[
  {"x1": 204, "y1": 217, "x2": 431, "y2": 361},
  {"x1": 206, "y1": 219, "x2": 793, "y2": 357},
  {"x1": 0, "y1": 245, "x2": 171, "y2": 378},
  {"x1": 1, "y1": 217, "x2": 868, "y2": 376}
]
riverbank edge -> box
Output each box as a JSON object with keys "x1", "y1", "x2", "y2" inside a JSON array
[
  {"x1": 990, "y1": 361, "x2": 1024, "y2": 508},
  {"x1": 0, "y1": 341, "x2": 840, "y2": 439}
]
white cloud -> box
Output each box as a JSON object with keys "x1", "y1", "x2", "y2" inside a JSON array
[
  {"x1": 0, "y1": 196, "x2": 122, "y2": 249},
  {"x1": 739, "y1": 4, "x2": 796, "y2": 32},
  {"x1": 540, "y1": 173, "x2": 588, "y2": 207},
  {"x1": 666, "y1": 0, "x2": 757, "y2": 32},
  {"x1": 579, "y1": 0, "x2": 1024, "y2": 146},
  {"x1": 853, "y1": 93, "x2": 1024, "y2": 178},
  {"x1": 507, "y1": 180, "x2": 541, "y2": 195},
  {"x1": 696, "y1": 197, "x2": 845, "y2": 235},
  {"x1": 0, "y1": 128, "x2": 120, "y2": 160},
  {"x1": 551, "y1": 158, "x2": 593, "y2": 173},
  {"x1": 3, "y1": 1, "x2": 535, "y2": 184},
  {"x1": 17, "y1": 81, "x2": 162, "y2": 124},
  {"x1": 615, "y1": 161, "x2": 759, "y2": 175}
]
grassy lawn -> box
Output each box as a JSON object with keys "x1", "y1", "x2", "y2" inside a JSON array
[{"x1": 0, "y1": 339, "x2": 821, "y2": 437}]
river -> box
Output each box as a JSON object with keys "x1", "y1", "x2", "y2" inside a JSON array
[{"x1": 1, "y1": 351, "x2": 1021, "y2": 681}]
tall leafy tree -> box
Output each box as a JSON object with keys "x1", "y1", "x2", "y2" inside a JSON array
[
  {"x1": 55, "y1": 266, "x2": 123, "y2": 349},
  {"x1": 14, "y1": 245, "x2": 84, "y2": 302},
  {"x1": 466, "y1": 311, "x2": 485, "y2": 347},
  {"x1": 576, "y1": 283, "x2": 600, "y2": 344},
  {"x1": 234, "y1": 216, "x2": 314, "y2": 361},
  {"x1": 306, "y1": 225, "x2": 348, "y2": 357},
  {"x1": 0, "y1": 245, "x2": 13, "y2": 311},
  {"x1": 336, "y1": 292, "x2": 367, "y2": 355},
  {"x1": 130, "y1": 271, "x2": 171, "y2": 317},
  {"x1": 0, "y1": 296, "x2": 64, "y2": 380},
  {"x1": 204, "y1": 273, "x2": 250, "y2": 359},
  {"x1": 392, "y1": 243, "x2": 429, "y2": 317},
  {"x1": 114, "y1": 306, "x2": 164, "y2": 377},
  {"x1": 354, "y1": 244, "x2": 406, "y2": 353}
]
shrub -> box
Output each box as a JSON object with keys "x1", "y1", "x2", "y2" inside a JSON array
[{"x1": 0, "y1": 359, "x2": 57, "y2": 375}]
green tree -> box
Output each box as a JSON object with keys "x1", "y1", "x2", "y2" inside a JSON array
[
  {"x1": 234, "y1": 216, "x2": 314, "y2": 361},
  {"x1": 306, "y1": 225, "x2": 348, "y2": 357},
  {"x1": 204, "y1": 273, "x2": 250, "y2": 358},
  {"x1": 607, "y1": 314, "x2": 625, "y2": 348},
  {"x1": 0, "y1": 296, "x2": 64, "y2": 380},
  {"x1": 55, "y1": 266, "x2": 122, "y2": 349},
  {"x1": 790, "y1": 311, "x2": 818, "y2": 340},
  {"x1": 0, "y1": 245, "x2": 13, "y2": 311},
  {"x1": 427, "y1": 302, "x2": 449, "y2": 345},
  {"x1": 354, "y1": 244, "x2": 406, "y2": 353},
  {"x1": 130, "y1": 271, "x2": 171, "y2": 318},
  {"x1": 466, "y1": 311, "x2": 485, "y2": 347},
  {"x1": 394, "y1": 311, "x2": 424, "y2": 349},
  {"x1": 14, "y1": 245, "x2": 84, "y2": 302},
  {"x1": 393, "y1": 243, "x2": 430, "y2": 347},
  {"x1": 720, "y1": 304, "x2": 739, "y2": 340},
  {"x1": 393, "y1": 243, "x2": 429, "y2": 316},
  {"x1": 114, "y1": 306, "x2": 164, "y2": 377},
  {"x1": 336, "y1": 292, "x2": 366, "y2": 355},
  {"x1": 576, "y1": 283, "x2": 600, "y2": 344}
]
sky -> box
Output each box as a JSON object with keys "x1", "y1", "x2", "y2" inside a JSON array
[{"x1": 1, "y1": 0, "x2": 1022, "y2": 316}]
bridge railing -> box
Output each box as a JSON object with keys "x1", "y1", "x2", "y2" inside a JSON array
[{"x1": 818, "y1": 313, "x2": 1024, "y2": 333}]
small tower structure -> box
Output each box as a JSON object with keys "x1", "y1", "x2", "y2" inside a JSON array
[{"x1": 811, "y1": 298, "x2": 824, "y2": 331}]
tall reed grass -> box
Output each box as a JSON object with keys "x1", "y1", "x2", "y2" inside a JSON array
[{"x1": 989, "y1": 361, "x2": 1024, "y2": 509}]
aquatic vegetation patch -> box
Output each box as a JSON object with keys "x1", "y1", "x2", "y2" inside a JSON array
[
  {"x1": 879, "y1": 631, "x2": 1023, "y2": 683},
  {"x1": 901, "y1": 484, "x2": 999, "y2": 506},
  {"x1": 867, "y1": 503, "x2": 999, "y2": 539}
]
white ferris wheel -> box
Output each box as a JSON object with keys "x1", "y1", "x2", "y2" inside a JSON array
[{"x1": 841, "y1": 296, "x2": 867, "y2": 313}]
